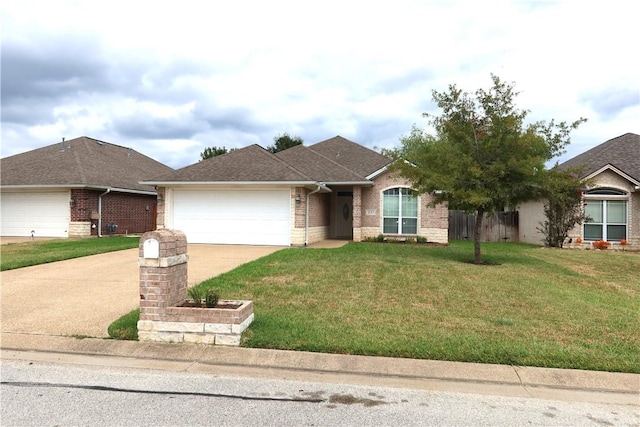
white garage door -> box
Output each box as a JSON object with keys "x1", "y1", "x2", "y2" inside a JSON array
[
  {"x1": 0, "y1": 191, "x2": 70, "y2": 238},
  {"x1": 172, "y1": 189, "x2": 291, "y2": 245}
]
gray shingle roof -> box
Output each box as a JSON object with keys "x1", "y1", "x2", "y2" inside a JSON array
[
  {"x1": 561, "y1": 133, "x2": 640, "y2": 182},
  {"x1": 308, "y1": 136, "x2": 391, "y2": 178},
  {"x1": 147, "y1": 144, "x2": 314, "y2": 182},
  {"x1": 0, "y1": 136, "x2": 173, "y2": 192},
  {"x1": 146, "y1": 136, "x2": 393, "y2": 185},
  {"x1": 275, "y1": 144, "x2": 370, "y2": 183}
]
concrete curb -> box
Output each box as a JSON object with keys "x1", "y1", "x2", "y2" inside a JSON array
[{"x1": 1, "y1": 332, "x2": 638, "y2": 405}]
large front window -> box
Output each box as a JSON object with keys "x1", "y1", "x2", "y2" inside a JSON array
[
  {"x1": 583, "y1": 189, "x2": 627, "y2": 241},
  {"x1": 383, "y1": 188, "x2": 418, "y2": 234}
]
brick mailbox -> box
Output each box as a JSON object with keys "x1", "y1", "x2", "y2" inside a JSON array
[{"x1": 137, "y1": 229, "x2": 253, "y2": 346}]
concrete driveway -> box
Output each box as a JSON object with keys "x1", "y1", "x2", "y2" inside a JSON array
[{"x1": 1, "y1": 245, "x2": 283, "y2": 338}]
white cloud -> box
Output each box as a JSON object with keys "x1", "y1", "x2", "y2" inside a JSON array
[{"x1": 1, "y1": 0, "x2": 638, "y2": 168}]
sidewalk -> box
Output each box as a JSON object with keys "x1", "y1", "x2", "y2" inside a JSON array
[{"x1": 1, "y1": 332, "x2": 638, "y2": 406}]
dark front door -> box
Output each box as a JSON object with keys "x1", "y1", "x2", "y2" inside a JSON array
[{"x1": 336, "y1": 191, "x2": 353, "y2": 239}]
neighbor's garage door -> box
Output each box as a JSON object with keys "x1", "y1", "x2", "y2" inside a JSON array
[
  {"x1": 172, "y1": 189, "x2": 290, "y2": 245},
  {"x1": 0, "y1": 191, "x2": 70, "y2": 238}
]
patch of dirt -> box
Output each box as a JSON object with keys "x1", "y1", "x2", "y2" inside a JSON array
[{"x1": 177, "y1": 301, "x2": 242, "y2": 309}]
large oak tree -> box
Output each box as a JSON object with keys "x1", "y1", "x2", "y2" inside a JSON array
[{"x1": 389, "y1": 75, "x2": 584, "y2": 264}]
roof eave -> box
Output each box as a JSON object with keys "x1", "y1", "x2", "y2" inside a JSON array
[
  {"x1": 142, "y1": 180, "x2": 320, "y2": 186},
  {"x1": 0, "y1": 184, "x2": 156, "y2": 195},
  {"x1": 323, "y1": 181, "x2": 375, "y2": 186},
  {"x1": 365, "y1": 165, "x2": 390, "y2": 180}
]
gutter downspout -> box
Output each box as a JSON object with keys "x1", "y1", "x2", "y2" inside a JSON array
[
  {"x1": 98, "y1": 188, "x2": 111, "y2": 237},
  {"x1": 305, "y1": 184, "x2": 323, "y2": 246}
]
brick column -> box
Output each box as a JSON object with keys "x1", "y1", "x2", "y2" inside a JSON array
[
  {"x1": 138, "y1": 229, "x2": 188, "y2": 322},
  {"x1": 353, "y1": 186, "x2": 362, "y2": 242}
]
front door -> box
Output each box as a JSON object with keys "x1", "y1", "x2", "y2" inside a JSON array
[{"x1": 336, "y1": 191, "x2": 353, "y2": 239}]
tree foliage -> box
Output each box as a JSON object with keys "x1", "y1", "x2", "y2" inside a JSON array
[
  {"x1": 388, "y1": 75, "x2": 585, "y2": 264},
  {"x1": 537, "y1": 167, "x2": 590, "y2": 248},
  {"x1": 200, "y1": 146, "x2": 231, "y2": 161},
  {"x1": 267, "y1": 133, "x2": 303, "y2": 153}
]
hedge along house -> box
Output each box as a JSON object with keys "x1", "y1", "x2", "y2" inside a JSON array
[
  {"x1": 0, "y1": 137, "x2": 173, "y2": 238},
  {"x1": 518, "y1": 133, "x2": 640, "y2": 247},
  {"x1": 143, "y1": 136, "x2": 449, "y2": 246}
]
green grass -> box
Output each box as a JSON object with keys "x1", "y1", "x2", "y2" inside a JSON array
[
  {"x1": 108, "y1": 240, "x2": 639, "y2": 372},
  {"x1": 107, "y1": 308, "x2": 139, "y2": 340},
  {"x1": 0, "y1": 237, "x2": 140, "y2": 271}
]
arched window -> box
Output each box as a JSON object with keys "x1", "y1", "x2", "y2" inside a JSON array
[
  {"x1": 583, "y1": 188, "x2": 628, "y2": 241},
  {"x1": 382, "y1": 188, "x2": 418, "y2": 234}
]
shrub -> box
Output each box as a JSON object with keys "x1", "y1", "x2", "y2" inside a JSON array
[
  {"x1": 417, "y1": 236, "x2": 428, "y2": 244},
  {"x1": 187, "y1": 287, "x2": 205, "y2": 307},
  {"x1": 205, "y1": 288, "x2": 220, "y2": 308},
  {"x1": 405, "y1": 238, "x2": 416, "y2": 244}
]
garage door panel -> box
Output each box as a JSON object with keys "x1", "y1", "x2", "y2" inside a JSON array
[
  {"x1": 1, "y1": 192, "x2": 69, "y2": 237},
  {"x1": 172, "y1": 190, "x2": 290, "y2": 246}
]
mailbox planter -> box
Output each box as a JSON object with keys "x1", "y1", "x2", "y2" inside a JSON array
[
  {"x1": 138, "y1": 300, "x2": 254, "y2": 346},
  {"x1": 136, "y1": 230, "x2": 254, "y2": 346}
]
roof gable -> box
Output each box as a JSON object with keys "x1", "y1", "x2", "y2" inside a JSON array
[
  {"x1": 308, "y1": 136, "x2": 391, "y2": 178},
  {"x1": 147, "y1": 144, "x2": 313, "y2": 183},
  {"x1": 0, "y1": 136, "x2": 173, "y2": 192},
  {"x1": 561, "y1": 133, "x2": 640, "y2": 183}
]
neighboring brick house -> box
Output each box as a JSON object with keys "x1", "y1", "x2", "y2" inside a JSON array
[
  {"x1": 1, "y1": 136, "x2": 173, "y2": 238},
  {"x1": 144, "y1": 136, "x2": 448, "y2": 246},
  {"x1": 519, "y1": 133, "x2": 640, "y2": 247}
]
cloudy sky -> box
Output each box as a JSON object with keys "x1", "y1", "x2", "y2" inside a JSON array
[{"x1": 2, "y1": 0, "x2": 638, "y2": 169}]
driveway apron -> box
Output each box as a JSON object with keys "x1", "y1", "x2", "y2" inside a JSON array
[{"x1": 1, "y1": 245, "x2": 281, "y2": 338}]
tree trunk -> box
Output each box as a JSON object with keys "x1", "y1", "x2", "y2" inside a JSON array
[{"x1": 474, "y1": 207, "x2": 485, "y2": 264}]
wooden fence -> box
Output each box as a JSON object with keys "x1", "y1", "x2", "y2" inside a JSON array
[{"x1": 448, "y1": 210, "x2": 519, "y2": 242}]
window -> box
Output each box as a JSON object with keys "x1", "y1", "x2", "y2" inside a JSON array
[
  {"x1": 583, "y1": 188, "x2": 627, "y2": 241},
  {"x1": 382, "y1": 188, "x2": 418, "y2": 234}
]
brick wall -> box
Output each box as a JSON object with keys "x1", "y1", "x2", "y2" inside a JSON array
[
  {"x1": 70, "y1": 189, "x2": 157, "y2": 236},
  {"x1": 293, "y1": 188, "x2": 330, "y2": 228},
  {"x1": 310, "y1": 192, "x2": 330, "y2": 227},
  {"x1": 360, "y1": 170, "x2": 448, "y2": 242},
  {"x1": 292, "y1": 187, "x2": 330, "y2": 245},
  {"x1": 70, "y1": 189, "x2": 99, "y2": 222}
]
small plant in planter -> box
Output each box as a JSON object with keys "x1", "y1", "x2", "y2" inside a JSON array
[
  {"x1": 187, "y1": 287, "x2": 205, "y2": 307},
  {"x1": 205, "y1": 288, "x2": 220, "y2": 308}
]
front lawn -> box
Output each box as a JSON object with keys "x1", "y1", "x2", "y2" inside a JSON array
[
  {"x1": 0, "y1": 236, "x2": 140, "y2": 271},
  {"x1": 111, "y1": 241, "x2": 640, "y2": 373}
]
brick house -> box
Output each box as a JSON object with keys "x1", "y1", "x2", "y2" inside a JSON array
[
  {"x1": 1, "y1": 136, "x2": 173, "y2": 238},
  {"x1": 143, "y1": 136, "x2": 448, "y2": 246},
  {"x1": 518, "y1": 133, "x2": 640, "y2": 247}
]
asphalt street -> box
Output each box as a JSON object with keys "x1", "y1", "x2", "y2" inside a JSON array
[{"x1": 2, "y1": 359, "x2": 637, "y2": 427}]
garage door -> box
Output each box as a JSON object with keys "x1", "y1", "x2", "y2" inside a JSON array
[
  {"x1": 0, "y1": 191, "x2": 70, "y2": 238},
  {"x1": 172, "y1": 189, "x2": 290, "y2": 245}
]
